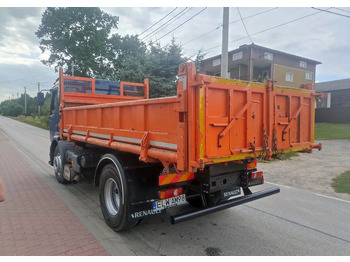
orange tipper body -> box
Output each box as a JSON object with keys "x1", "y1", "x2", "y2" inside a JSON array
[{"x1": 59, "y1": 62, "x2": 322, "y2": 173}]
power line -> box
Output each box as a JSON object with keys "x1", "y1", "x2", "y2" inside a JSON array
[
  {"x1": 333, "y1": 7, "x2": 350, "y2": 14},
  {"x1": 202, "y1": 7, "x2": 333, "y2": 54},
  {"x1": 138, "y1": 8, "x2": 178, "y2": 36},
  {"x1": 229, "y1": 7, "x2": 278, "y2": 25},
  {"x1": 144, "y1": 8, "x2": 193, "y2": 42},
  {"x1": 237, "y1": 7, "x2": 253, "y2": 44},
  {"x1": 311, "y1": 7, "x2": 350, "y2": 18},
  {"x1": 183, "y1": 24, "x2": 221, "y2": 46},
  {"x1": 182, "y1": 7, "x2": 278, "y2": 46},
  {"x1": 0, "y1": 73, "x2": 44, "y2": 84},
  {"x1": 157, "y1": 7, "x2": 208, "y2": 41},
  {"x1": 141, "y1": 8, "x2": 190, "y2": 41}
]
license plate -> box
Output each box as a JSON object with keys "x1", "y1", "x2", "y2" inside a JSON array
[{"x1": 153, "y1": 194, "x2": 186, "y2": 211}]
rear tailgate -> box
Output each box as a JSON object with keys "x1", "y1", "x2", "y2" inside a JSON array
[{"x1": 178, "y1": 63, "x2": 321, "y2": 171}]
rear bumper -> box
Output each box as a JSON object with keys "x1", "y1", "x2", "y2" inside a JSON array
[{"x1": 171, "y1": 186, "x2": 280, "y2": 224}]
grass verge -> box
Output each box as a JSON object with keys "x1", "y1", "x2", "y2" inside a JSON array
[
  {"x1": 315, "y1": 123, "x2": 350, "y2": 140},
  {"x1": 331, "y1": 170, "x2": 350, "y2": 194},
  {"x1": 12, "y1": 115, "x2": 49, "y2": 130},
  {"x1": 258, "y1": 151, "x2": 299, "y2": 163}
]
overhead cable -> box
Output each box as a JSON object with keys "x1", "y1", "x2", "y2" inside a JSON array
[
  {"x1": 333, "y1": 7, "x2": 350, "y2": 14},
  {"x1": 183, "y1": 7, "x2": 278, "y2": 46},
  {"x1": 202, "y1": 7, "x2": 333, "y2": 53},
  {"x1": 141, "y1": 8, "x2": 190, "y2": 41},
  {"x1": 157, "y1": 7, "x2": 208, "y2": 41},
  {"x1": 311, "y1": 7, "x2": 350, "y2": 18},
  {"x1": 138, "y1": 8, "x2": 178, "y2": 36},
  {"x1": 143, "y1": 8, "x2": 193, "y2": 41},
  {"x1": 0, "y1": 73, "x2": 45, "y2": 84},
  {"x1": 237, "y1": 7, "x2": 254, "y2": 44}
]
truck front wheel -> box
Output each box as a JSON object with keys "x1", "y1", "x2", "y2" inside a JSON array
[
  {"x1": 99, "y1": 163, "x2": 131, "y2": 232},
  {"x1": 53, "y1": 146, "x2": 68, "y2": 184}
]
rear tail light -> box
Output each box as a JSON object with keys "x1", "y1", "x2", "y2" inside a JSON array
[
  {"x1": 159, "y1": 187, "x2": 183, "y2": 200},
  {"x1": 251, "y1": 171, "x2": 264, "y2": 184}
]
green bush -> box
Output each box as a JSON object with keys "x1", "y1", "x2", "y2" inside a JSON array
[
  {"x1": 331, "y1": 170, "x2": 350, "y2": 194},
  {"x1": 315, "y1": 123, "x2": 350, "y2": 140}
]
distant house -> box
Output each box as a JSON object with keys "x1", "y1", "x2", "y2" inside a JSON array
[
  {"x1": 200, "y1": 43, "x2": 321, "y2": 88},
  {"x1": 315, "y1": 79, "x2": 350, "y2": 123}
]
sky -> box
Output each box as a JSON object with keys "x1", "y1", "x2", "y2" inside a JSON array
[{"x1": 1, "y1": 1, "x2": 350, "y2": 102}]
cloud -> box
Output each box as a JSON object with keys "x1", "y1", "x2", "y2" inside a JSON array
[
  {"x1": 0, "y1": 59, "x2": 56, "y2": 102},
  {"x1": 1, "y1": 6, "x2": 350, "y2": 103}
]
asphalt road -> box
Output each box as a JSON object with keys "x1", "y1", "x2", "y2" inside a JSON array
[{"x1": 1, "y1": 115, "x2": 350, "y2": 255}]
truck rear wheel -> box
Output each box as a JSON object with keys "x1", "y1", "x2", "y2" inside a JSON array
[{"x1": 99, "y1": 163, "x2": 132, "y2": 232}]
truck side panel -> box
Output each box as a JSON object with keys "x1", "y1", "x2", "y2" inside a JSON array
[{"x1": 61, "y1": 97, "x2": 180, "y2": 165}]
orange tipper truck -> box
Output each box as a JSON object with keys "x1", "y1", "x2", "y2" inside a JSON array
[{"x1": 46, "y1": 62, "x2": 322, "y2": 231}]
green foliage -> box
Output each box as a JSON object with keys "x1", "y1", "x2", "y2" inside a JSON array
[
  {"x1": 0, "y1": 100, "x2": 24, "y2": 116},
  {"x1": 36, "y1": 7, "x2": 119, "y2": 77},
  {"x1": 192, "y1": 48, "x2": 207, "y2": 73},
  {"x1": 40, "y1": 92, "x2": 52, "y2": 116},
  {"x1": 258, "y1": 151, "x2": 299, "y2": 163},
  {"x1": 12, "y1": 115, "x2": 49, "y2": 130},
  {"x1": 315, "y1": 123, "x2": 350, "y2": 140},
  {"x1": 0, "y1": 93, "x2": 51, "y2": 118},
  {"x1": 331, "y1": 170, "x2": 350, "y2": 194},
  {"x1": 113, "y1": 37, "x2": 187, "y2": 98},
  {"x1": 35, "y1": 7, "x2": 204, "y2": 98}
]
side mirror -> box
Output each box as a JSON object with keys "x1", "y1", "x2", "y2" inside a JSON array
[{"x1": 37, "y1": 92, "x2": 45, "y2": 106}]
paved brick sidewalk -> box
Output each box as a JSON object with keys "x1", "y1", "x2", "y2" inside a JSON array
[{"x1": 0, "y1": 132, "x2": 109, "y2": 256}]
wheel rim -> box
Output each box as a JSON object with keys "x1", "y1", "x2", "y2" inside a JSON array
[
  {"x1": 104, "y1": 178, "x2": 121, "y2": 216},
  {"x1": 53, "y1": 152, "x2": 62, "y2": 177}
]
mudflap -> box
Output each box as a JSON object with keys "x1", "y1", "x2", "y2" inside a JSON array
[
  {"x1": 128, "y1": 201, "x2": 167, "y2": 223},
  {"x1": 124, "y1": 160, "x2": 166, "y2": 224}
]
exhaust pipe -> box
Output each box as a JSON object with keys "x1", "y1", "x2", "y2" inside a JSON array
[
  {"x1": 171, "y1": 187, "x2": 280, "y2": 224},
  {"x1": 64, "y1": 164, "x2": 82, "y2": 184}
]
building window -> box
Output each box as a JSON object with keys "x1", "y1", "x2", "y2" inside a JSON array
[
  {"x1": 300, "y1": 61, "x2": 307, "y2": 68},
  {"x1": 305, "y1": 71, "x2": 313, "y2": 80},
  {"x1": 232, "y1": 51, "x2": 243, "y2": 61},
  {"x1": 213, "y1": 58, "x2": 221, "y2": 67},
  {"x1": 264, "y1": 52, "x2": 273, "y2": 61},
  {"x1": 327, "y1": 92, "x2": 331, "y2": 108},
  {"x1": 286, "y1": 72, "x2": 293, "y2": 82}
]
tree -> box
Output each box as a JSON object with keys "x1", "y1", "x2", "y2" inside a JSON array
[
  {"x1": 36, "y1": 7, "x2": 119, "y2": 77},
  {"x1": 35, "y1": 8, "x2": 205, "y2": 98},
  {"x1": 0, "y1": 100, "x2": 24, "y2": 117},
  {"x1": 144, "y1": 39, "x2": 186, "y2": 97},
  {"x1": 193, "y1": 48, "x2": 206, "y2": 73},
  {"x1": 40, "y1": 92, "x2": 52, "y2": 116},
  {"x1": 108, "y1": 34, "x2": 148, "y2": 81},
  {"x1": 112, "y1": 36, "x2": 188, "y2": 98}
]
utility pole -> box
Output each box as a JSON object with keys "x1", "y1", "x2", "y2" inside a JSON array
[
  {"x1": 38, "y1": 82, "x2": 41, "y2": 118},
  {"x1": 24, "y1": 86, "x2": 27, "y2": 115},
  {"x1": 220, "y1": 7, "x2": 229, "y2": 79},
  {"x1": 71, "y1": 61, "x2": 74, "y2": 76}
]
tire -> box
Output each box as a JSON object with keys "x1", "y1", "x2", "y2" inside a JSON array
[
  {"x1": 99, "y1": 163, "x2": 132, "y2": 232},
  {"x1": 53, "y1": 146, "x2": 68, "y2": 184}
]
